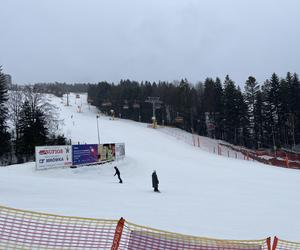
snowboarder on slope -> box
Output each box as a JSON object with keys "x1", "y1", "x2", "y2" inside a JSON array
[
  {"x1": 114, "y1": 166, "x2": 123, "y2": 183},
  {"x1": 152, "y1": 170, "x2": 159, "y2": 192}
]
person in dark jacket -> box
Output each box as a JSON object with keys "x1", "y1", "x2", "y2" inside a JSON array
[
  {"x1": 152, "y1": 170, "x2": 159, "y2": 192},
  {"x1": 114, "y1": 166, "x2": 123, "y2": 183}
]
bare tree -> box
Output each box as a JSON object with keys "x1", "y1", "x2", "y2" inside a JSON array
[
  {"x1": 24, "y1": 85, "x2": 63, "y2": 135},
  {"x1": 8, "y1": 85, "x2": 24, "y2": 140},
  {"x1": 9, "y1": 85, "x2": 64, "y2": 140}
]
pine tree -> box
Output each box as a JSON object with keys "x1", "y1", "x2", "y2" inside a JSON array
[
  {"x1": 291, "y1": 74, "x2": 300, "y2": 146},
  {"x1": 269, "y1": 73, "x2": 282, "y2": 147},
  {"x1": 222, "y1": 75, "x2": 239, "y2": 144},
  {"x1": 261, "y1": 77, "x2": 277, "y2": 149},
  {"x1": 178, "y1": 79, "x2": 192, "y2": 131},
  {"x1": 244, "y1": 76, "x2": 260, "y2": 148},
  {"x1": 203, "y1": 78, "x2": 223, "y2": 139},
  {"x1": 17, "y1": 100, "x2": 48, "y2": 160},
  {"x1": 0, "y1": 67, "x2": 10, "y2": 157},
  {"x1": 213, "y1": 78, "x2": 224, "y2": 140},
  {"x1": 236, "y1": 86, "x2": 250, "y2": 146},
  {"x1": 253, "y1": 90, "x2": 264, "y2": 148},
  {"x1": 279, "y1": 72, "x2": 293, "y2": 146}
]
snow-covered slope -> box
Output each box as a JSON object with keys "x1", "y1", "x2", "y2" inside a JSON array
[{"x1": 1, "y1": 93, "x2": 300, "y2": 241}]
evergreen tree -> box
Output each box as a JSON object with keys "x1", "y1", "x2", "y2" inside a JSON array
[
  {"x1": 194, "y1": 82, "x2": 207, "y2": 136},
  {"x1": 261, "y1": 78, "x2": 277, "y2": 149},
  {"x1": 17, "y1": 100, "x2": 48, "y2": 160},
  {"x1": 222, "y1": 75, "x2": 239, "y2": 144},
  {"x1": 291, "y1": 73, "x2": 300, "y2": 146},
  {"x1": 268, "y1": 73, "x2": 282, "y2": 147},
  {"x1": 244, "y1": 76, "x2": 260, "y2": 148},
  {"x1": 0, "y1": 67, "x2": 10, "y2": 157},
  {"x1": 177, "y1": 79, "x2": 192, "y2": 131},
  {"x1": 236, "y1": 86, "x2": 250, "y2": 146},
  {"x1": 279, "y1": 72, "x2": 293, "y2": 146},
  {"x1": 203, "y1": 78, "x2": 223, "y2": 139},
  {"x1": 214, "y1": 77, "x2": 224, "y2": 140},
  {"x1": 253, "y1": 90, "x2": 264, "y2": 148}
]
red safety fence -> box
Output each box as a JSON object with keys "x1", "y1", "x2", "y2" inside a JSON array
[
  {"x1": 272, "y1": 236, "x2": 300, "y2": 250},
  {"x1": 219, "y1": 143, "x2": 300, "y2": 170},
  {"x1": 0, "y1": 205, "x2": 272, "y2": 250},
  {"x1": 256, "y1": 150, "x2": 300, "y2": 162},
  {"x1": 161, "y1": 127, "x2": 300, "y2": 170}
]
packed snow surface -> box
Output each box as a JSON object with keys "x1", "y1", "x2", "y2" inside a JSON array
[{"x1": 1, "y1": 93, "x2": 300, "y2": 241}]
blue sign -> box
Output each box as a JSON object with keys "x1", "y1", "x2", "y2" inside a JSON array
[{"x1": 72, "y1": 144, "x2": 98, "y2": 165}]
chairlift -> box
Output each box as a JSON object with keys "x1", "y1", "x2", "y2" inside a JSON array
[
  {"x1": 101, "y1": 101, "x2": 112, "y2": 107},
  {"x1": 207, "y1": 123, "x2": 216, "y2": 130},
  {"x1": 133, "y1": 103, "x2": 140, "y2": 109},
  {"x1": 175, "y1": 116, "x2": 184, "y2": 124},
  {"x1": 123, "y1": 100, "x2": 129, "y2": 109}
]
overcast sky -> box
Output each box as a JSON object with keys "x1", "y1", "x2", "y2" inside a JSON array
[{"x1": 1, "y1": 0, "x2": 299, "y2": 85}]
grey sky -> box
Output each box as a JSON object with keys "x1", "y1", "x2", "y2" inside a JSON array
[{"x1": 1, "y1": 0, "x2": 299, "y2": 85}]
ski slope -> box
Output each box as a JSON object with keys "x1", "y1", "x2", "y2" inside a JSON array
[{"x1": 1, "y1": 93, "x2": 300, "y2": 241}]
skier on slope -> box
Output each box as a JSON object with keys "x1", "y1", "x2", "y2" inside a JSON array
[
  {"x1": 114, "y1": 166, "x2": 123, "y2": 183},
  {"x1": 152, "y1": 170, "x2": 159, "y2": 192}
]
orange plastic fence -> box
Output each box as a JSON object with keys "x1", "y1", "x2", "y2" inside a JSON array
[
  {"x1": 219, "y1": 143, "x2": 300, "y2": 170},
  {"x1": 272, "y1": 236, "x2": 300, "y2": 250},
  {"x1": 118, "y1": 220, "x2": 271, "y2": 250},
  {"x1": 0, "y1": 205, "x2": 272, "y2": 250},
  {"x1": 0, "y1": 205, "x2": 118, "y2": 249}
]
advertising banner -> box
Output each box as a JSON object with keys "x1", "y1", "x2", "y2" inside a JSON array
[
  {"x1": 98, "y1": 144, "x2": 116, "y2": 162},
  {"x1": 35, "y1": 145, "x2": 72, "y2": 170},
  {"x1": 72, "y1": 144, "x2": 98, "y2": 165},
  {"x1": 115, "y1": 143, "x2": 125, "y2": 160}
]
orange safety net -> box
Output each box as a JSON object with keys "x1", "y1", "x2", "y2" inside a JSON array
[
  {"x1": 0, "y1": 204, "x2": 272, "y2": 250},
  {"x1": 0, "y1": 205, "x2": 118, "y2": 249},
  {"x1": 272, "y1": 237, "x2": 300, "y2": 250},
  {"x1": 119, "y1": 220, "x2": 270, "y2": 250}
]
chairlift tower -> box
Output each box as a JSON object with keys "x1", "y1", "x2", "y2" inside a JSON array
[{"x1": 145, "y1": 97, "x2": 162, "y2": 128}]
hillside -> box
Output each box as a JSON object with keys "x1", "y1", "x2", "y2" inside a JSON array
[{"x1": 0, "y1": 93, "x2": 300, "y2": 241}]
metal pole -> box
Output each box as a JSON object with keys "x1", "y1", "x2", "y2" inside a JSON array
[
  {"x1": 96, "y1": 115, "x2": 100, "y2": 144},
  {"x1": 152, "y1": 102, "x2": 155, "y2": 119},
  {"x1": 272, "y1": 126, "x2": 275, "y2": 150},
  {"x1": 66, "y1": 92, "x2": 69, "y2": 106},
  {"x1": 292, "y1": 114, "x2": 296, "y2": 148}
]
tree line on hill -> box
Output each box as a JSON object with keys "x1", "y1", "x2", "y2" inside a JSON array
[
  {"x1": 34, "y1": 82, "x2": 89, "y2": 97},
  {"x1": 0, "y1": 68, "x2": 67, "y2": 165},
  {"x1": 1, "y1": 69, "x2": 299, "y2": 165},
  {"x1": 88, "y1": 73, "x2": 300, "y2": 151}
]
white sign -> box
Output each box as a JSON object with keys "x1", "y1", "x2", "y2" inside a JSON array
[
  {"x1": 35, "y1": 145, "x2": 72, "y2": 170},
  {"x1": 115, "y1": 143, "x2": 125, "y2": 160}
]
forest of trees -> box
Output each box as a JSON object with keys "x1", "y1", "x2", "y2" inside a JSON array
[
  {"x1": 88, "y1": 73, "x2": 300, "y2": 151},
  {"x1": 1, "y1": 68, "x2": 300, "y2": 165},
  {"x1": 0, "y1": 68, "x2": 67, "y2": 165}
]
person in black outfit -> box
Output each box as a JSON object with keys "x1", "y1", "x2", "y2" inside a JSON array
[
  {"x1": 152, "y1": 170, "x2": 159, "y2": 192},
  {"x1": 114, "y1": 166, "x2": 123, "y2": 183}
]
